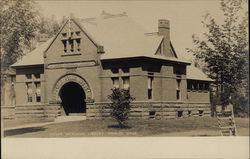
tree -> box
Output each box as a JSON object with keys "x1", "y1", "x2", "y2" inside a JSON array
[
  {"x1": 187, "y1": 0, "x2": 248, "y2": 114},
  {"x1": 107, "y1": 88, "x2": 135, "y2": 128},
  {"x1": 0, "y1": 0, "x2": 40, "y2": 68},
  {"x1": 37, "y1": 15, "x2": 62, "y2": 38}
]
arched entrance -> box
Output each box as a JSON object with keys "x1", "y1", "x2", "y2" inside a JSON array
[{"x1": 59, "y1": 82, "x2": 86, "y2": 115}]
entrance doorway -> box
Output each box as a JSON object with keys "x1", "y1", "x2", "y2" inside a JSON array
[{"x1": 59, "y1": 82, "x2": 86, "y2": 115}]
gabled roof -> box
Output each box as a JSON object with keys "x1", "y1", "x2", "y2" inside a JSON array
[
  {"x1": 187, "y1": 64, "x2": 213, "y2": 82},
  {"x1": 12, "y1": 12, "x2": 191, "y2": 68},
  {"x1": 11, "y1": 38, "x2": 53, "y2": 67},
  {"x1": 78, "y1": 14, "x2": 164, "y2": 60}
]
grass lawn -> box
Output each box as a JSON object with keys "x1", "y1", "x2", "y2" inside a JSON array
[{"x1": 4, "y1": 117, "x2": 249, "y2": 137}]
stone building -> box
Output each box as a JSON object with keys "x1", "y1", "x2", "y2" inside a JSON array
[{"x1": 5, "y1": 12, "x2": 213, "y2": 120}]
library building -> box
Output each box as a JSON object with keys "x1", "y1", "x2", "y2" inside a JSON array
[{"x1": 1, "y1": 11, "x2": 213, "y2": 121}]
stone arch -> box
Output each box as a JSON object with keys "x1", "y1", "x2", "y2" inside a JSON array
[{"x1": 52, "y1": 74, "x2": 94, "y2": 103}]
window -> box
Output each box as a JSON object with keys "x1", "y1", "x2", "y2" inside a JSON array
[
  {"x1": 122, "y1": 77, "x2": 130, "y2": 90},
  {"x1": 187, "y1": 81, "x2": 192, "y2": 90},
  {"x1": 111, "y1": 68, "x2": 119, "y2": 74},
  {"x1": 76, "y1": 31, "x2": 81, "y2": 36},
  {"x1": 76, "y1": 38, "x2": 81, "y2": 51},
  {"x1": 199, "y1": 110, "x2": 204, "y2": 116},
  {"x1": 193, "y1": 82, "x2": 198, "y2": 90},
  {"x1": 204, "y1": 83, "x2": 209, "y2": 91},
  {"x1": 176, "y1": 79, "x2": 181, "y2": 100},
  {"x1": 35, "y1": 82, "x2": 41, "y2": 102},
  {"x1": 199, "y1": 83, "x2": 204, "y2": 90},
  {"x1": 27, "y1": 82, "x2": 32, "y2": 102},
  {"x1": 149, "y1": 111, "x2": 156, "y2": 118},
  {"x1": 122, "y1": 68, "x2": 129, "y2": 74},
  {"x1": 69, "y1": 39, "x2": 74, "y2": 52},
  {"x1": 177, "y1": 111, "x2": 183, "y2": 117},
  {"x1": 26, "y1": 74, "x2": 32, "y2": 79},
  {"x1": 148, "y1": 76, "x2": 153, "y2": 99},
  {"x1": 112, "y1": 77, "x2": 119, "y2": 88},
  {"x1": 62, "y1": 40, "x2": 67, "y2": 52},
  {"x1": 26, "y1": 74, "x2": 41, "y2": 103},
  {"x1": 34, "y1": 74, "x2": 40, "y2": 79},
  {"x1": 62, "y1": 33, "x2": 67, "y2": 38}
]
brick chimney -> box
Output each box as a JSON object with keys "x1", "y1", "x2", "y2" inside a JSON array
[{"x1": 158, "y1": 19, "x2": 171, "y2": 57}]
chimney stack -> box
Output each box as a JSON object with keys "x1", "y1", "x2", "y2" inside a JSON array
[{"x1": 158, "y1": 19, "x2": 171, "y2": 57}]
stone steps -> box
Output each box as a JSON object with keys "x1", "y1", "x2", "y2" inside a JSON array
[{"x1": 15, "y1": 104, "x2": 59, "y2": 120}]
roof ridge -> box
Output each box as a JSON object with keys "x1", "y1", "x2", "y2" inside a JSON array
[{"x1": 101, "y1": 11, "x2": 127, "y2": 19}]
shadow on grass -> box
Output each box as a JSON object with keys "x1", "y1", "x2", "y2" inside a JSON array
[
  {"x1": 4, "y1": 127, "x2": 46, "y2": 137},
  {"x1": 108, "y1": 125, "x2": 132, "y2": 129}
]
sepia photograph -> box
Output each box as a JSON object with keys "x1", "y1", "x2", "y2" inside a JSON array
[{"x1": 1, "y1": 0, "x2": 249, "y2": 158}]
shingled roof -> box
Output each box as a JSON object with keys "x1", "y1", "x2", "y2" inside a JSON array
[
  {"x1": 187, "y1": 64, "x2": 213, "y2": 82},
  {"x1": 11, "y1": 11, "x2": 212, "y2": 81},
  {"x1": 11, "y1": 38, "x2": 53, "y2": 67}
]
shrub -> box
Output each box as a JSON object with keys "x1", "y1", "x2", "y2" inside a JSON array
[{"x1": 107, "y1": 88, "x2": 135, "y2": 128}]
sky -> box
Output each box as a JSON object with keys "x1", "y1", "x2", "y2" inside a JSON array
[{"x1": 35, "y1": 0, "x2": 244, "y2": 60}]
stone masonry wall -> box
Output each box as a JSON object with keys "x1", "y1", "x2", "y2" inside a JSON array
[{"x1": 86, "y1": 102, "x2": 211, "y2": 119}]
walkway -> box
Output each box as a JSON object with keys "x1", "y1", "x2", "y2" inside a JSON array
[{"x1": 4, "y1": 116, "x2": 86, "y2": 131}]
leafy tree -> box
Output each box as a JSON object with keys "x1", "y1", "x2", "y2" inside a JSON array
[
  {"x1": 38, "y1": 15, "x2": 62, "y2": 38},
  {"x1": 107, "y1": 88, "x2": 135, "y2": 128},
  {"x1": 187, "y1": 0, "x2": 248, "y2": 114},
  {"x1": 0, "y1": 0, "x2": 40, "y2": 68}
]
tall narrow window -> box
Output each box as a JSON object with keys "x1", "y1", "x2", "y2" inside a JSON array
[
  {"x1": 27, "y1": 82, "x2": 33, "y2": 102},
  {"x1": 176, "y1": 79, "x2": 181, "y2": 100},
  {"x1": 199, "y1": 83, "x2": 204, "y2": 90},
  {"x1": 62, "y1": 40, "x2": 67, "y2": 52},
  {"x1": 111, "y1": 68, "x2": 119, "y2": 74},
  {"x1": 122, "y1": 77, "x2": 130, "y2": 90},
  {"x1": 187, "y1": 81, "x2": 192, "y2": 90},
  {"x1": 193, "y1": 82, "x2": 198, "y2": 90},
  {"x1": 26, "y1": 74, "x2": 32, "y2": 80},
  {"x1": 34, "y1": 73, "x2": 40, "y2": 79},
  {"x1": 76, "y1": 39, "x2": 81, "y2": 51},
  {"x1": 69, "y1": 39, "x2": 74, "y2": 52},
  {"x1": 35, "y1": 82, "x2": 41, "y2": 102},
  {"x1": 112, "y1": 77, "x2": 119, "y2": 88},
  {"x1": 205, "y1": 83, "x2": 209, "y2": 91},
  {"x1": 148, "y1": 76, "x2": 153, "y2": 99},
  {"x1": 122, "y1": 68, "x2": 129, "y2": 74}
]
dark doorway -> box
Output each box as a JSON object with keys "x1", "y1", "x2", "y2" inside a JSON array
[{"x1": 59, "y1": 82, "x2": 86, "y2": 115}]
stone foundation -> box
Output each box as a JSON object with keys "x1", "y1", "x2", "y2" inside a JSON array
[
  {"x1": 3, "y1": 102, "x2": 211, "y2": 121},
  {"x1": 1, "y1": 106, "x2": 15, "y2": 120},
  {"x1": 86, "y1": 101, "x2": 211, "y2": 119}
]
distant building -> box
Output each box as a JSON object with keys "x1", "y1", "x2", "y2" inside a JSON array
[{"x1": 3, "y1": 12, "x2": 213, "y2": 120}]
